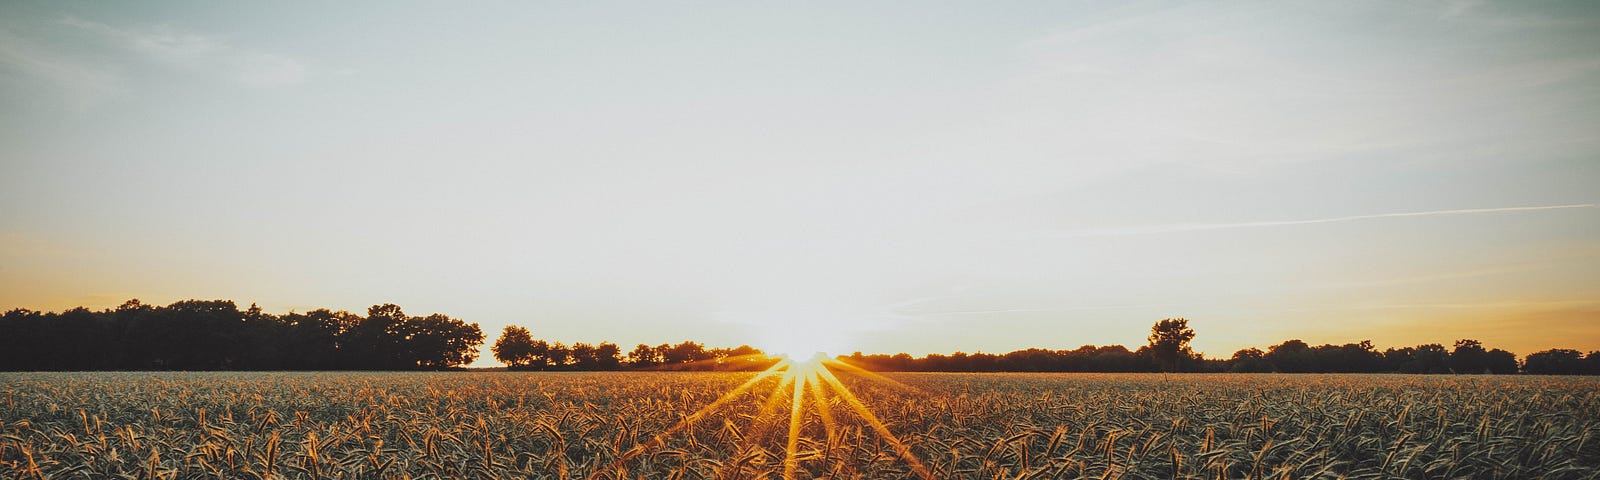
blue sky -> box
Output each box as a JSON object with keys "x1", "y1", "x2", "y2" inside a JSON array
[{"x1": 2, "y1": 1, "x2": 1597, "y2": 363}]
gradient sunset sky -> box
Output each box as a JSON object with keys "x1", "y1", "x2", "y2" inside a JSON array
[{"x1": 2, "y1": 1, "x2": 1597, "y2": 364}]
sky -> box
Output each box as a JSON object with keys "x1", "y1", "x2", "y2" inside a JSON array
[{"x1": 2, "y1": 1, "x2": 1597, "y2": 365}]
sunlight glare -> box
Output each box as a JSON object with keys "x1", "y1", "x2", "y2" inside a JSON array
[
  {"x1": 592, "y1": 354, "x2": 932, "y2": 480},
  {"x1": 758, "y1": 325, "x2": 851, "y2": 359}
]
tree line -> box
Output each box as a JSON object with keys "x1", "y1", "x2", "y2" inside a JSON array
[
  {"x1": 5, "y1": 302, "x2": 1599, "y2": 375},
  {"x1": 491, "y1": 325, "x2": 776, "y2": 371},
  {"x1": 845, "y1": 319, "x2": 1600, "y2": 375},
  {"x1": 1, "y1": 299, "x2": 484, "y2": 371},
  {"x1": 494, "y1": 317, "x2": 1600, "y2": 374}
]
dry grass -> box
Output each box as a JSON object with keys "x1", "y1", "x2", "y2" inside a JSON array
[{"x1": 2, "y1": 371, "x2": 1597, "y2": 479}]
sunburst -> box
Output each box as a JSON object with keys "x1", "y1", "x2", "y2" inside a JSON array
[{"x1": 591, "y1": 353, "x2": 931, "y2": 480}]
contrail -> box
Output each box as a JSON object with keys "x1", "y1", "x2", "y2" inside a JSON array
[{"x1": 1055, "y1": 203, "x2": 1595, "y2": 237}]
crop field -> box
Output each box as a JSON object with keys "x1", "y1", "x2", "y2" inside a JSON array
[{"x1": 2, "y1": 369, "x2": 1598, "y2": 479}]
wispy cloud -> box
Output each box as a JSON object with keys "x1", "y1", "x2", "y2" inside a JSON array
[
  {"x1": 60, "y1": 16, "x2": 222, "y2": 59},
  {"x1": 0, "y1": 27, "x2": 124, "y2": 108},
  {"x1": 60, "y1": 16, "x2": 307, "y2": 88},
  {"x1": 1053, "y1": 204, "x2": 1596, "y2": 237}
]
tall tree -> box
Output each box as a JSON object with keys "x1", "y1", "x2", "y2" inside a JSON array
[
  {"x1": 1228, "y1": 348, "x2": 1270, "y2": 373},
  {"x1": 1266, "y1": 340, "x2": 1312, "y2": 373},
  {"x1": 406, "y1": 313, "x2": 483, "y2": 369},
  {"x1": 345, "y1": 304, "x2": 409, "y2": 369},
  {"x1": 284, "y1": 309, "x2": 355, "y2": 370},
  {"x1": 1146, "y1": 318, "x2": 1196, "y2": 372},
  {"x1": 546, "y1": 342, "x2": 572, "y2": 368},
  {"x1": 1483, "y1": 348, "x2": 1518, "y2": 374},
  {"x1": 1413, "y1": 344, "x2": 1451, "y2": 374},
  {"x1": 493, "y1": 325, "x2": 537, "y2": 368},
  {"x1": 628, "y1": 343, "x2": 659, "y2": 368},
  {"x1": 527, "y1": 340, "x2": 552, "y2": 369},
  {"x1": 1449, "y1": 339, "x2": 1488, "y2": 374},
  {"x1": 571, "y1": 343, "x2": 599, "y2": 370},
  {"x1": 1524, "y1": 349, "x2": 1586, "y2": 374},
  {"x1": 594, "y1": 342, "x2": 623, "y2": 370},
  {"x1": 664, "y1": 341, "x2": 709, "y2": 365}
]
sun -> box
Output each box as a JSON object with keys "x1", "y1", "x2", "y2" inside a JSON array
[
  {"x1": 758, "y1": 334, "x2": 848, "y2": 360},
  {"x1": 755, "y1": 321, "x2": 855, "y2": 359}
]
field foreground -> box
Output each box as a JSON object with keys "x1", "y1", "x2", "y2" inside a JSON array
[{"x1": 2, "y1": 371, "x2": 1598, "y2": 479}]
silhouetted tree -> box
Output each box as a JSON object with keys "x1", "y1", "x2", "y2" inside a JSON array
[
  {"x1": 1449, "y1": 339, "x2": 1488, "y2": 374},
  {"x1": 493, "y1": 325, "x2": 537, "y2": 369},
  {"x1": 167, "y1": 300, "x2": 246, "y2": 369},
  {"x1": 594, "y1": 342, "x2": 623, "y2": 370},
  {"x1": 527, "y1": 340, "x2": 552, "y2": 369},
  {"x1": 0, "y1": 300, "x2": 484, "y2": 371},
  {"x1": 1299, "y1": 341, "x2": 1382, "y2": 373},
  {"x1": 110, "y1": 300, "x2": 155, "y2": 369},
  {"x1": 1484, "y1": 348, "x2": 1518, "y2": 374},
  {"x1": 1413, "y1": 344, "x2": 1450, "y2": 374},
  {"x1": 704, "y1": 345, "x2": 770, "y2": 370},
  {"x1": 972, "y1": 352, "x2": 1002, "y2": 371},
  {"x1": 628, "y1": 343, "x2": 659, "y2": 368},
  {"x1": 571, "y1": 343, "x2": 600, "y2": 370},
  {"x1": 7, "y1": 300, "x2": 1597, "y2": 375},
  {"x1": 1090, "y1": 345, "x2": 1151, "y2": 372},
  {"x1": 1147, "y1": 318, "x2": 1196, "y2": 372},
  {"x1": 345, "y1": 304, "x2": 409, "y2": 369},
  {"x1": 652, "y1": 344, "x2": 671, "y2": 366},
  {"x1": 546, "y1": 342, "x2": 572, "y2": 368},
  {"x1": 1228, "y1": 348, "x2": 1271, "y2": 373},
  {"x1": 663, "y1": 341, "x2": 709, "y2": 365},
  {"x1": 1382, "y1": 347, "x2": 1415, "y2": 373},
  {"x1": 1523, "y1": 349, "x2": 1588, "y2": 374},
  {"x1": 283, "y1": 309, "x2": 355, "y2": 370},
  {"x1": 889, "y1": 353, "x2": 915, "y2": 371},
  {"x1": 1265, "y1": 340, "x2": 1311, "y2": 373},
  {"x1": 1346, "y1": 341, "x2": 1384, "y2": 373},
  {"x1": 1001, "y1": 348, "x2": 1059, "y2": 372},
  {"x1": 53, "y1": 307, "x2": 109, "y2": 370},
  {"x1": 407, "y1": 313, "x2": 482, "y2": 369}
]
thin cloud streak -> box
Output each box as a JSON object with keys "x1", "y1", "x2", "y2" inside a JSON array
[
  {"x1": 60, "y1": 15, "x2": 308, "y2": 88},
  {"x1": 1053, "y1": 204, "x2": 1596, "y2": 237},
  {"x1": 0, "y1": 28, "x2": 123, "y2": 107}
]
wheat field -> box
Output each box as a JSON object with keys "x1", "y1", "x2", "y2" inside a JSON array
[{"x1": 2, "y1": 371, "x2": 1597, "y2": 479}]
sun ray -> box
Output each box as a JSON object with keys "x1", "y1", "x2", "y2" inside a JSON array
[
  {"x1": 783, "y1": 366, "x2": 806, "y2": 480},
  {"x1": 806, "y1": 369, "x2": 839, "y2": 448},
  {"x1": 805, "y1": 369, "x2": 841, "y2": 473},
  {"x1": 825, "y1": 357, "x2": 926, "y2": 395},
  {"x1": 587, "y1": 359, "x2": 790, "y2": 480},
  {"x1": 745, "y1": 372, "x2": 797, "y2": 444},
  {"x1": 593, "y1": 353, "x2": 931, "y2": 480},
  {"x1": 814, "y1": 364, "x2": 935, "y2": 480}
]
